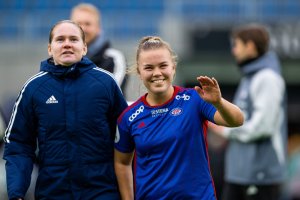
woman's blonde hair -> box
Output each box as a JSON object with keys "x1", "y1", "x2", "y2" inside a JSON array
[{"x1": 128, "y1": 36, "x2": 178, "y2": 74}]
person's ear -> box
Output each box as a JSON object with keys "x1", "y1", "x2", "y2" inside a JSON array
[
  {"x1": 247, "y1": 41, "x2": 255, "y2": 51},
  {"x1": 47, "y1": 44, "x2": 52, "y2": 57},
  {"x1": 136, "y1": 67, "x2": 143, "y2": 80},
  {"x1": 246, "y1": 41, "x2": 258, "y2": 56},
  {"x1": 83, "y1": 43, "x2": 88, "y2": 56}
]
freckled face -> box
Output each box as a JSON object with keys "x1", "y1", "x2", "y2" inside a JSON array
[
  {"x1": 137, "y1": 47, "x2": 176, "y2": 98},
  {"x1": 48, "y1": 22, "x2": 87, "y2": 66}
]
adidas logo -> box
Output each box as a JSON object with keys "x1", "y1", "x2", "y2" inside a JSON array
[
  {"x1": 46, "y1": 95, "x2": 58, "y2": 104},
  {"x1": 138, "y1": 121, "x2": 146, "y2": 128}
]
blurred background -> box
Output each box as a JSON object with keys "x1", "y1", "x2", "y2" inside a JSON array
[{"x1": 0, "y1": 0, "x2": 299, "y2": 199}]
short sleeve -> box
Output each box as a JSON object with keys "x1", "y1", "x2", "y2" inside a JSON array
[{"x1": 114, "y1": 119, "x2": 135, "y2": 153}]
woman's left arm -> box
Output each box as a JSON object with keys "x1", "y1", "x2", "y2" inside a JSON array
[
  {"x1": 195, "y1": 76, "x2": 244, "y2": 127},
  {"x1": 213, "y1": 98, "x2": 244, "y2": 127}
]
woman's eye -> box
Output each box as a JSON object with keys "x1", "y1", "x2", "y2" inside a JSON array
[
  {"x1": 56, "y1": 38, "x2": 64, "y2": 42},
  {"x1": 144, "y1": 66, "x2": 152, "y2": 71}
]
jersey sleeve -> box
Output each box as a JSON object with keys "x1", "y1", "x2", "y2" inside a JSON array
[
  {"x1": 114, "y1": 115, "x2": 135, "y2": 153},
  {"x1": 194, "y1": 90, "x2": 217, "y2": 123}
]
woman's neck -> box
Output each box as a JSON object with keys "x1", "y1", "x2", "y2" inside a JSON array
[{"x1": 146, "y1": 86, "x2": 174, "y2": 106}]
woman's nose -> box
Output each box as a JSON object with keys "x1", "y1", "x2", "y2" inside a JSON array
[
  {"x1": 153, "y1": 67, "x2": 162, "y2": 76},
  {"x1": 62, "y1": 39, "x2": 71, "y2": 47}
]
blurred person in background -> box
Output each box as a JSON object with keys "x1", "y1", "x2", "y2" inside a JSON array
[
  {"x1": 70, "y1": 3, "x2": 128, "y2": 92},
  {"x1": 114, "y1": 36, "x2": 244, "y2": 200},
  {"x1": 3, "y1": 20, "x2": 127, "y2": 200},
  {"x1": 210, "y1": 23, "x2": 287, "y2": 200}
]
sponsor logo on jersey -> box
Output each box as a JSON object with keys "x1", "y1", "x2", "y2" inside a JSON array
[
  {"x1": 175, "y1": 94, "x2": 190, "y2": 101},
  {"x1": 151, "y1": 108, "x2": 169, "y2": 117},
  {"x1": 129, "y1": 105, "x2": 144, "y2": 122},
  {"x1": 170, "y1": 107, "x2": 183, "y2": 116}
]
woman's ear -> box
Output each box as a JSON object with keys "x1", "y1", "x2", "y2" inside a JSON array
[
  {"x1": 137, "y1": 69, "x2": 143, "y2": 80},
  {"x1": 47, "y1": 44, "x2": 52, "y2": 57},
  {"x1": 83, "y1": 43, "x2": 88, "y2": 56}
]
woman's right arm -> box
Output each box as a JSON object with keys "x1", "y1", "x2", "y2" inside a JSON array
[
  {"x1": 114, "y1": 149, "x2": 135, "y2": 200},
  {"x1": 3, "y1": 87, "x2": 37, "y2": 200}
]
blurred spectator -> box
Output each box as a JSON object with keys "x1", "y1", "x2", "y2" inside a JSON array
[
  {"x1": 210, "y1": 23, "x2": 287, "y2": 200},
  {"x1": 70, "y1": 3, "x2": 128, "y2": 93}
]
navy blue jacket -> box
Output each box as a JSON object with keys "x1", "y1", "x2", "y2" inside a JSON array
[{"x1": 3, "y1": 57, "x2": 128, "y2": 200}]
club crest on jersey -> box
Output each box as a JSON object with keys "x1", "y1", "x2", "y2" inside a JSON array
[
  {"x1": 170, "y1": 107, "x2": 183, "y2": 116},
  {"x1": 129, "y1": 105, "x2": 144, "y2": 122},
  {"x1": 175, "y1": 94, "x2": 190, "y2": 101}
]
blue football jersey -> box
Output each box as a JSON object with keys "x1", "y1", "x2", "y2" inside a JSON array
[{"x1": 115, "y1": 86, "x2": 217, "y2": 200}]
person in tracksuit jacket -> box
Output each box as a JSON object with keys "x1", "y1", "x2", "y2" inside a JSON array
[
  {"x1": 3, "y1": 20, "x2": 127, "y2": 200},
  {"x1": 210, "y1": 24, "x2": 287, "y2": 200}
]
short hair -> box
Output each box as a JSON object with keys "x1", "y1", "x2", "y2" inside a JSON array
[
  {"x1": 71, "y1": 3, "x2": 101, "y2": 24},
  {"x1": 231, "y1": 24, "x2": 270, "y2": 56}
]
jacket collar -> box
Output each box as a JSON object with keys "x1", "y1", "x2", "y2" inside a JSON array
[
  {"x1": 40, "y1": 57, "x2": 95, "y2": 79},
  {"x1": 240, "y1": 51, "x2": 281, "y2": 76}
]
